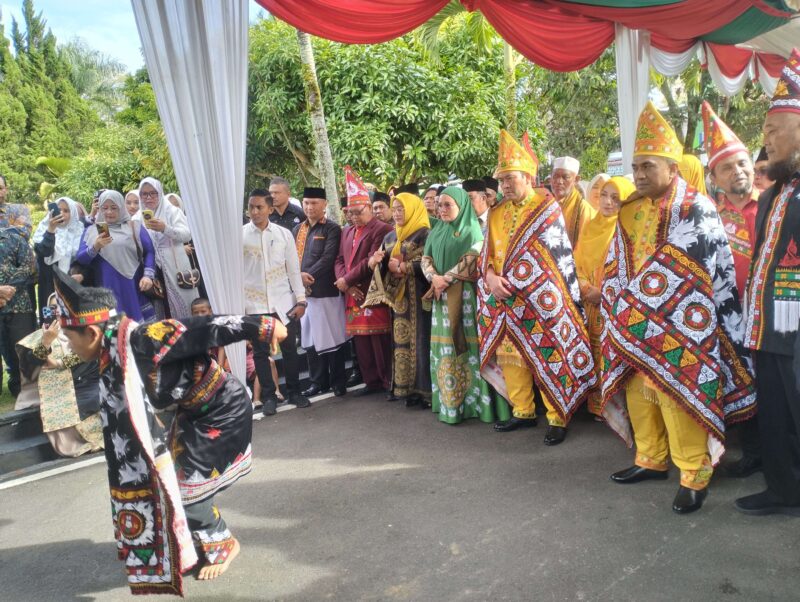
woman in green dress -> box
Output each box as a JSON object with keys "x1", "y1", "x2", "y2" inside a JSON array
[{"x1": 422, "y1": 186, "x2": 506, "y2": 425}]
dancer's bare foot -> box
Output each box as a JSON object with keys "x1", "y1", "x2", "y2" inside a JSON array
[{"x1": 197, "y1": 538, "x2": 240, "y2": 580}]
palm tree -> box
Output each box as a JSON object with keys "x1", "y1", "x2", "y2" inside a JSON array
[
  {"x1": 60, "y1": 39, "x2": 127, "y2": 121},
  {"x1": 416, "y1": 1, "x2": 521, "y2": 135},
  {"x1": 296, "y1": 29, "x2": 341, "y2": 224}
]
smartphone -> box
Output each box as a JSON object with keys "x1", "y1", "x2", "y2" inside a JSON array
[
  {"x1": 47, "y1": 202, "x2": 59, "y2": 218},
  {"x1": 142, "y1": 209, "x2": 154, "y2": 220},
  {"x1": 96, "y1": 223, "x2": 109, "y2": 236}
]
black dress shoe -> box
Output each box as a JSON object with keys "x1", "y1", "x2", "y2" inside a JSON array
[
  {"x1": 288, "y1": 393, "x2": 310, "y2": 408},
  {"x1": 404, "y1": 396, "x2": 421, "y2": 408},
  {"x1": 610, "y1": 465, "x2": 669, "y2": 484},
  {"x1": 386, "y1": 392, "x2": 399, "y2": 401},
  {"x1": 333, "y1": 385, "x2": 347, "y2": 397},
  {"x1": 543, "y1": 425, "x2": 567, "y2": 446},
  {"x1": 734, "y1": 490, "x2": 800, "y2": 516},
  {"x1": 302, "y1": 384, "x2": 327, "y2": 397},
  {"x1": 493, "y1": 417, "x2": 537, "y2": 432},
  {"x1": 717, "y1": 455, "x2": 763, "y2": 479},
  {"x1": 672, "y1": 486, "x2": 707, "y2": 514},
  {"x1": 261, "y1": 395, "x2": 278, "y2": 416},
  {"x1": 346, "y1": 370, "x2": 362, "y2": 386},
  {"x1": 355, "y1": 386, "x2": 382, "y2": 397}
]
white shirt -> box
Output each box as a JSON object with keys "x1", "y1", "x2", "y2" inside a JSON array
[
  {"x1": 242, "y1": 221, "x2": 305, "y2": 321},
  {"x1": 478, "y1": 210, "x2": 489, "y2": 236}
]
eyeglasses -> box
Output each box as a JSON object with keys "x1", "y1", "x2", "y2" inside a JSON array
[
  {"x1": 140, "y1": 191, "x2": 159, "y2": 199},
  {"x1": 347, "y1": 207, "x2": 366, "y2": 216},
  {"x1": 755, "y1": 168, "x2": 769, "y2": 176}
]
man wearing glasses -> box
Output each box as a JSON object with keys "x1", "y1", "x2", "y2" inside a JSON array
[{"x1": 334, "y1": 191, "x2": 393, "y2": 396}]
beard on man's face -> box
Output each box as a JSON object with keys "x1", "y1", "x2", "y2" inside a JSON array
[{"x1": 767, "y1": 150, "x2": 800, "y2": 183}]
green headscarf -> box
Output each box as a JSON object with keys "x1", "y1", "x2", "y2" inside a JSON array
[{"x1": 423, "y1": 186, "x2": 484, "y2": 273}]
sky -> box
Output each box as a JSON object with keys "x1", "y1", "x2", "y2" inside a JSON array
[{"x1": 0, "y1": 0, "x2": 268, "y2": 73}]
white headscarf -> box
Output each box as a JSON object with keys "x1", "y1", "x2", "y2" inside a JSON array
[
  {"x1": 83, "y1": 190, "x2": 142, "y2": 279},
  {"x1": 32, "y1": 197, "x2": 85, "y2": 272},
  {"x1": 138, "y1": 177, "x2": 187, "y2": 248},
  {"x1": 125, "y1": 190, "x2": 141, "y2": 219},
  {"x1": 165, "y1": 193, "x2": 185, "y2": 213}
]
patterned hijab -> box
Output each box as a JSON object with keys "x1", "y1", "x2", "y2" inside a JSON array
[
  {"x1": 32, "y1": 197, "x2": 85, "y2": 272},
  {"x1": 423, "y1": 186, "x2": 483, "y2": 273},
  {"x1": 391, "y1": 193, "x2": 430, "y2": 259}
]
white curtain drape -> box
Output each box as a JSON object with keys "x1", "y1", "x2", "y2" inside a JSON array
[
  {"x1": 614, "y1": 25, "x2": 651, "y2": 174},
  {"x1": 131, "y1": 0, "x2": 249, "y2": 381}
]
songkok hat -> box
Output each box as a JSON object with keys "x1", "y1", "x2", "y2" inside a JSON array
[
  {"x1": 436, "y1": 185, "x2": 446, "y2": 195},
  {"x1": 344, "y1": 165, "x2": 370, "y2": 207},
  {"x1": 395, "y1": 182, "x2": 420, "y2": 196},
  {"x1": 701, "y1": 101, "x2": 748, "y2": 171},
  {"x1": 634, "y1": 101, "x2": 683, "y2": 163},
  {"x1": 462, "y1": 179, "x2": 487, "y2": 193},
  {"x1": 372, "y1": 191, "x2": 390, "y2": 204},
  {"x1": 483, "y1": 176, "x2": 499, "y2": 192},
  {"x1": 53, "y1": 267, "x2": 116, "y2": 327},
  {"x1": 495, "y1": 129, "x2": 537, "y2": 177},
  {"x1": 553, "y1": 156, "x2": 580, "y2": 175},
  {"x1": 769, "y1": 47, "x2": 800, "y2": 116},
  {"x1": 303, "y1": 186, "x2": 326, "y2": 199}
]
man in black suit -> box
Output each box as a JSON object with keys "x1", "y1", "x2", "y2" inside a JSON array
[{"x1": 293, "y1": 187, "x2": 348, "y2": 397}]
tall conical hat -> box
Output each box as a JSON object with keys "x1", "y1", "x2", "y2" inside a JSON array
[
  {"x1": 702, "y1": 101, "x2": 748, "y2": 170},
  {"x1": 633, "y1": 101, "x2": 683, "y2": 163},
  {"x1": 344, "y1": 165, "x2": 370, "y2": 207},
  {"x1": 768, "y1": 47, "x2": 800, "y2": 116},
  {"x1": 494, "y1": 129, "x2": 537, "y2": 177}
]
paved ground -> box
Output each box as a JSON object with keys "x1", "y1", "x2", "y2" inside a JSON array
[{"x1": 1, "y1": 392, "x2": 798, "y2": 601}]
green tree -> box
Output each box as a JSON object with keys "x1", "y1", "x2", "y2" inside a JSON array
[
  {"x1": 61, "y1": 38, "x2": 127, "y2": 120},
  {"x1": 248, "y1": 16, "x2": 543, "y2": 192}
]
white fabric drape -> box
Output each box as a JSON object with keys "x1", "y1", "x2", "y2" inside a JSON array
[
  {"x1": 131, "y1": 0, "x2": 249, "y2": 381},
  {"x1": 614, "y1": 25, "x2": 651, "y2": 174},
  {"x1": 649, "y1": 42, "x2": 698, "y2": 77}
]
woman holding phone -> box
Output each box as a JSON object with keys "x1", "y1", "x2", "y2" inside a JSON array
[
  {"x1": 138, "y1": 177, "x2": 199, "y2": 318},
  {"x1": 77, "y1": 190, "x2": 157, "y2": 322},
  {"x1": 32, "y1": 196, "x2": 85, "y2": 323}
]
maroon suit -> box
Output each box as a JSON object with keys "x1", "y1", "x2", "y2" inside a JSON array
[{"x1": 335, "y1": 217, "x2": 393, "y2": 390}]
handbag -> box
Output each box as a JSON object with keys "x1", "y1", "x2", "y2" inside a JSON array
[
  {"x1": 175, "y1": 244, "x2": 202, "y2": 290},
  {"x1": 130, "y1": 222, "x2": 166, "y2": 300}
]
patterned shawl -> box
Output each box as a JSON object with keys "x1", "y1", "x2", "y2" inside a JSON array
[
  {"x1": 100, "y1": 315, "x2": 197, "y2": 595},
  {"x1": 601, "y1": 178, "x2": 756, "y2": 460},
  {"x1": 477, "y1": 191, "x2": 597, "y2": 422}
]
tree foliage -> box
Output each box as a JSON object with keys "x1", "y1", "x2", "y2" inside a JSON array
[{"x1": 248, "y1": 17, "x2": 544, "y2": 192}]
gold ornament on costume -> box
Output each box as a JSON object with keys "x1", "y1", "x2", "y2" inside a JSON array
[
  {"x1": 494, "y1": 129, "x2": 537, "y2": 177},
  {"x1": 633, "y1": 101, "x2": 683, "y2": 163}
]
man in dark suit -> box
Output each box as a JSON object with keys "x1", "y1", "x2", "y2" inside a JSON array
[
  {"x1": 334, "y1": 192, "x2": 393, "y2": 395},
  {"x1": 293, "y1": 187, "x2": 348, "y2": 397}
]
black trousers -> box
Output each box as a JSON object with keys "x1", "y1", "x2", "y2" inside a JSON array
[
  {"x1": 756, "y1": 350, "x2": 800, "y2": 504},
  {"x1": 307, "y1": 345, "x2": 346, "y2": 391},
  {"x1": 0, "y1": 312, "x2": 36, "y2": 397},
  {"x1": 253, "y1": 316, "x2": 300, "y2": 400}
]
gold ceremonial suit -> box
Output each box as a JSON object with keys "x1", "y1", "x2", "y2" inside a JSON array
[
  {"x1": 620, "y1": 194, "x2": 712, "y2": 490},
  {"x1": 557, "y1": 187, "x2": 596, "y2": 248},
  {"x1": 487, "y1": 190, "x2": 565, "y2": 427}
]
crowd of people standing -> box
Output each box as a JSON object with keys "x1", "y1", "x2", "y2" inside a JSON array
[{"x1": 1, "y1": 51, "x2": 800, "y2": 529}]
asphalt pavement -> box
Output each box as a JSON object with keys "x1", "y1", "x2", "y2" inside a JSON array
[{"x1": 1, "y1": 392, "x2": 797, "y2": 601}]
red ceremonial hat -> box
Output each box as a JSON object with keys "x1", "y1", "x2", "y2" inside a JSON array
[
  {"x1": 769, "y1": 47, "x2": 800, "y2": 116},
  {"x1": 344, "y1": 165, "x2": 370, "y2": 207},
  {"x1": 701, "y1": 101, "x2": 748, "y2": 171}
]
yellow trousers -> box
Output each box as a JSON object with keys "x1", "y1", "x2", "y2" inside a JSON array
[
  {"x1": 626, "y1": 373, "x2": 712, "y2": 490},
  {"x1": 500, "y1": 363, "x2": 565, "y2": 427}
]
